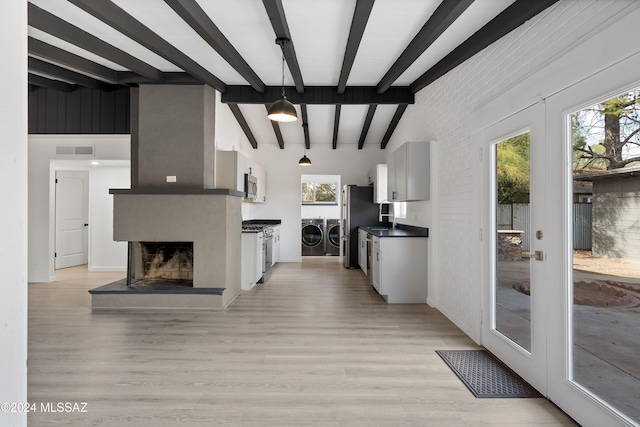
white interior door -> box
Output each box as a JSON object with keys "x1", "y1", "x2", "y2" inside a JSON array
[
  {"x1": 55, "y1": 170, "x2": 89, "y2": 269},
  {"x1": 481, "y1": 102, "x2": 548, "y2": 394}
]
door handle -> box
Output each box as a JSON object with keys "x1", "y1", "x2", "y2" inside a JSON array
[
  {"x1": 526, "y1": 250, "x2": 544, "y2": 261},
  {"x1": 84, "y1": 223, "x2": 89, "y2": 227}
]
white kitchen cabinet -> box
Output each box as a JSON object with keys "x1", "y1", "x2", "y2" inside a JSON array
[
  {"x1": 252, "y1": 162, "x2": 267, "y2": 203},
  {"x1": 371, "y1": 236, "x2": 381, "y2": 293},
  {"x1": 216, "y1": 150, "x2": 267, "y2": 203},
  {"x1": 216, "y1": 150, "x2": 250, "y2": 193},
  {"x1": 371, "y1": 235, "x2": 428, "y2": 303},
  {"x1": 241, "y1": 232, "x2": 264, "y2": 290},
  {"x1": 358, "y1": 228, "x2": 368, "y2": 275},
  {"x1": 387, "y1": 141, "x2": 430, "y2": 201},
  {"x1": 368, "y1": 164, "x2": 388, "y2": 203},
  {"x1": 272, "y1": 225, "x2": 280, "y2": 265}
]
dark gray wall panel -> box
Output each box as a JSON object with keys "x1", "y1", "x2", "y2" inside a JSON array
[{"x1": 28, "y1": 86, "x2": 130, "y2": 134}]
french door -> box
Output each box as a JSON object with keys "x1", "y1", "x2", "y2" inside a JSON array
[
  {"x1": 481, "y1": 103, "x2": 548, "y2": 394},
  {"x1": 482, "y1": 51, "x2": 640, "y2": 427}
]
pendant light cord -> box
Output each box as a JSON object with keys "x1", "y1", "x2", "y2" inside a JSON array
[{"x1": 281, "y1": 48, "x2": 285, "y2": 97}]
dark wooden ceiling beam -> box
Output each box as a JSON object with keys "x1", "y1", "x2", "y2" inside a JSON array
[
  {"x1": 262, "y1": 0, "x2": 304, "y2": 94},
  {"x1": 28, "y1": 73, "x2": 74, "y2": 92},
  {"x1": 358, "y1": 104, "x2": 377, "y2": 149},
  {"x1": 28, "y1": 37, "x2": 119, "y2": 83},
  {"x1": 68, "y1": 0, "x2": 226, "y2": 92},
  {"x1": 223, "y1": 86, "x2": 413, "y2": 105},
  {"x1": 265, "y1": 105, "x2": 285, "y2": 149},
  {"x1": 377, "y1": 0, "x2": 474, "y2": 94},
  {"x1": 337, "y1": 0, "x2": 375, "y2": 94},
  {"x1": 228, "y1": 105, "x2": 258, "y2": 149},
  {"x1": 28, "y1": 3, "x2": 163, "y2": 82},
  {"x1": 332, "y1": 105, "x2": 341, "y2": 149},
  {"x1": 164, "y1": 0, "x2": 265, "y2": 93},
  {"x1": 380, "y1": 104, "x2": 408, "y2": 149},
  {"x1": 410, "y1": 0, "x2": 559, "y2": 93},
  {"x1": 116, "y1": 71, "x2": 201, "y2": 85},
  {"x1": 301, "y1": 104, "x2": 310, "y2": 149},
  {"x1": 28, "y1": 57, "x2": 116, "y2": 91}
]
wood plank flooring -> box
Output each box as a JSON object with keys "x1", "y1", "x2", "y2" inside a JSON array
[{"x1": 28, "y1": 258, "x2": 577, "y2": 426}]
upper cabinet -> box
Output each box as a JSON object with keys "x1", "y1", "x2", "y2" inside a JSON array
[
  {"x1": 368, "y1": 164, "x2": 388, "y2": 203},
  {"x1": 387, "y1": 141, "x2": 430, "y2": 202},
  {"x1": 252, "y1": 162, "x2": 266, "y2": 203},
  {"x1": 215, "y1": 150, "x2": 266, "y2": 203}
]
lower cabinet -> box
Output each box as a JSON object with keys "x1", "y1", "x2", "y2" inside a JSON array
[
  {"x1": 358, "y1": 228, "x2": 368, "y2": 275},
  {"x1": 272, "y1": 226, "x2": 281, "y2": 265},
  {"x1": 371, "y1": 236, "x2": 428, "y2": 303},
  {"x1": 241, "y1": 232, "x2": 263, "y2": 291}
]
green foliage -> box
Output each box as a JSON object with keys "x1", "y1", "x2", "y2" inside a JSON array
[
  {"x1": 301, "y1": 182, "x2": 337, "y2": 203},
  {"x1": 496, "y1": 133, "x2": 530, "y2": 204}
]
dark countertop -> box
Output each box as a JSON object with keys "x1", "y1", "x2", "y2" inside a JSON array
[
  {"x1": 242, "y1": 219, "x2": 282, "y2": 233},
  {"x1": 360, "y1": 224, "x2": 428, "y2": 238},
  {"x1": 110, "y1": 188, "x2": 244, "y2": 197}
]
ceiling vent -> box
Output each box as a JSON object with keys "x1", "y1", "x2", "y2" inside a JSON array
[{"x1": 55, "y1": 146, "x2": 94, "y2": 156}]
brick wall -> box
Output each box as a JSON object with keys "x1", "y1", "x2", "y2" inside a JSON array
[{"x1": 387, "y1": 0, "x2": 639, "y2": 341}]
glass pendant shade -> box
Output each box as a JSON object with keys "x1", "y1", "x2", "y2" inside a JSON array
[{"x1": 267, "y1": 96, "x2": 298, "y2": 122}]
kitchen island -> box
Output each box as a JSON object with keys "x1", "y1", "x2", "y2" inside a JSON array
[{"x1": 359, "y1": 224, "x2": 428, "y2": 303}]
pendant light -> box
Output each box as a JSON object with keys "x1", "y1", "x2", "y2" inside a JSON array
[
  {"x1": 267, "y1": 38, "x2": 298, "y2": 122},
  {"x1": 298, "y1": 145, "x2": 311, "y2": 166}
]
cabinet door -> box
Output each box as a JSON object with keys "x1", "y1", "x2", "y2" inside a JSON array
[
  {"x1": 255, "y1": 234, "x2": 264, "y2": 282},
  {"x1": 253, "y1": 163, "x2": 267, "y2": 203},
  {"x1": 371, "y1": 237, "x2": 381, "y2": 293},
  {"x1": 387, "y1": 152, "x2": 397, "y2": 201},
  {"x1": 357, "y1": 229, "x2": 367, "y2": 274},
  {"x1": 394, "y1": 144, "x2": 407, "y2": 201},
  {"x1": 272, "y1": 227, "x2": 280, "y2": 265}
]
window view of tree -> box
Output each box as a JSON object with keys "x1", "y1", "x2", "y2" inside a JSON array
[
  {"x1": 301, "y1": 182, "x2": 338, "y2": 204},
  {"x1": 496, "y1": 132, "x2": 530, "y2": 204},
  {"x1": 573, "y1": 90, "x2": 640, "y2": 171},
  {"x1": 301, "y1": 183, "x2": 314, "y2": 203}
]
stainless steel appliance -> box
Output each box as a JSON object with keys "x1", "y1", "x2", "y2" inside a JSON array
[
  {"x1": 301, "y1": 219, "x2": 324, "y2": 256},
  {"x1": 244, "y1": 173, "x2": 257, "y2": 201},
  {"x1": 325, "y1": 219, "x2": 340, "y2": 256},
  {"x1": 260, "y1": 226, "x2": 273, "y2": 283},
  {"x1": 341, "y1": 185, "x2": 380, "y2": 268}
]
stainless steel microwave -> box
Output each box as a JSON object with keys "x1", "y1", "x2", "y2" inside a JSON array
[{"x1": 244, "y1": 174, "x2": 257, "y2": 201}]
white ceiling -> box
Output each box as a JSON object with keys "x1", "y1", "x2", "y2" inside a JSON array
[{"x1": 27, "y1": 0, "x2": 522, "y2": 150}]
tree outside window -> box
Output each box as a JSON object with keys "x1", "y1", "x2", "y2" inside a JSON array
[{"x1": 301, "y1": 182, "x2": 337, "y2": 204}]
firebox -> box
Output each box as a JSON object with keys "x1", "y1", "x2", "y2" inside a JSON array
[{"x1": 129, "y1": 242, "x2": 194, "y2": 287}]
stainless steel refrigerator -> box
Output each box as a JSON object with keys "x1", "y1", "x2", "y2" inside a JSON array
[{"x1": 341, "y1": 185, "x2": 381, "y2": 268}]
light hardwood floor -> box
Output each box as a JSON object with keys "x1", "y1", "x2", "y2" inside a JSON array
[{"x1": 28, "y1": 258, "x2": 577, "y2": 426}]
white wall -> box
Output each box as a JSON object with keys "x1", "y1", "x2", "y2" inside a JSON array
[
  {"x1": 0, "y1": 1, "x2": 27, "y2": 424},
  {"x1": 89, "y1": 163, "x2": 130, "y2": 271},
  {"x1": 386, "y1": 0, "x2": 640, "y2": 341},
  {"x1": 214, "y1": 92, "x2": 387, "y2": 261},
  {"x1": 28, "y1": 135, "x2": 130, "y2": 282}
]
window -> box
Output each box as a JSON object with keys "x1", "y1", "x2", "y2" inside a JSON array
[
  {"x1": 301, "y1": 182, "x2": 338, "y2": 205},
  {"x1": 393, "y1": 202, "x2": 406, "y2": 219}
]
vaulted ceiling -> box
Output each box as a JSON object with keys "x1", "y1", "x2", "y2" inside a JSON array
[{"x1": 27, "y1": 0, "x2": 558, "y2": 150}]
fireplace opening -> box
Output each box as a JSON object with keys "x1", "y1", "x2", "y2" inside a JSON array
[{"x1": 130, "y1": 242, "x2": 194, "y2": 287}]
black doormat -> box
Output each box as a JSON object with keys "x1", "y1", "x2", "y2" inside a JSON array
[{"x1": 436, "y1": 350, "x2": 542, "y2": 398}]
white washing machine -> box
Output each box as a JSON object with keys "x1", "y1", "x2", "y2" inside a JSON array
[
  {"x1": 302, "y1": 219, "x2": 324, "y2": 256},
  {"x1": 325, "y1": 219, "x2": 340, "y2": 256}
]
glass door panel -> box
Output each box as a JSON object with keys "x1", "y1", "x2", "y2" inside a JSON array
[
  {"x1": 570, "y1": 88, "x2": 640, "y2": 424},
  {"x1": 495, "y1": 132, "x2": 532, "y2": 351}
]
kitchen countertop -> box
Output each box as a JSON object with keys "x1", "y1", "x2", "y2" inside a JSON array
[
  {"x1": 360, "y1": 224, "x2": 428, "y2": 238},
  {"x1": 242, "y1": 219, "x2": 281, "y2": 233}
]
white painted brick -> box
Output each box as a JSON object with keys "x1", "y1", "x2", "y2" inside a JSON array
[{"x1": 390, "y1": 0, "x2": 638, "y2": 341}]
